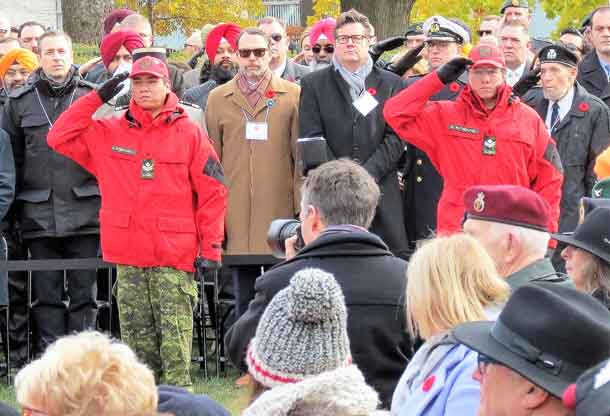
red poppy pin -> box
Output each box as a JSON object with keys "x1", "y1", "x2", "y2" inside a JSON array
[
  {"x1": 579, "y1": 102, "x2": 589, "y2": 112},
  {"x1": 265, "y1": 90, "x2": 276, "y2": 99},
  {"x1": 449, "y1": 82, "x2": 460, "y2": 93},
  {"x1": 367, "y1": 87, "x2": 377, "y2": 96},
  {"x1": 422, "y1": 375, "x2": 436, "y2": 392}
]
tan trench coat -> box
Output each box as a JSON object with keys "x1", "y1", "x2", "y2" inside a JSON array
[{"x1": 206, "y1": 74, "x2": 300, "y2": 255}]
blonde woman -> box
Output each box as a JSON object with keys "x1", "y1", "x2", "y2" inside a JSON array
[{"x1": 391, "y1": 234, "x2": 510, "y2": 416}]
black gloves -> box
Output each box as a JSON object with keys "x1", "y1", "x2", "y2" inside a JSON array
[
  {"x1": 436, "y1": 57, "x2": 473, "y2": 84},
  {"x1": 387, "y1": 43, "x2": 425, "y2": 77},
  {"x1": 511, "y1": 67, "x2": 541, "y2": 97},
  {"x1": 187, "y1": 49, "x2": 205, "y2": 69},
  {"x1": 194, "y1": 257, "x2": 222, "y2": 281},
  {"x1": 369, "y1": 36, "x2": 406, "y2": 63},
  {"x1": 97, "y1": 72, "x2": 129, "y2": 103}
]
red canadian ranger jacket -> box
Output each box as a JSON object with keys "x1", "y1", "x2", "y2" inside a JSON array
[
  {"x1": 384, "y1": 72, "x2": 563, "y2": 235},
  {"x1": 47, "y1": 91, "x2": 227, "y2": 271}
]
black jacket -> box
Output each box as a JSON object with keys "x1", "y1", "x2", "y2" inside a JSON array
[
  {"x1": 225, "y1": 229, "x2": 412, "y2": 409},
  {"x1": 402, "y1": 72, "x2": 467, "y2": 246},
  {"x1": 1, "y1": 68, "x2": 100, "y2": 239},
  {"x1": 299, "y1": 65, "x2": 408, "y2": 257},
  {"x1": 522, "y1": 83, "x2": 610, "y2": 235},
  {"x1": 0, "y1": 129, "x2": 15, "y2": 229},
  {"x1": 577, "y1": 52, "x2": 610, "y2": 106}
]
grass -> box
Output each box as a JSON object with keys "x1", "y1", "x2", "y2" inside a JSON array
[{"x1": 0, "y1": 363, "x2": 250, "y2": 415}]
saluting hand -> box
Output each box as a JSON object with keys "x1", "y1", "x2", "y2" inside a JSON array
[
  {"x1": 387, "y1": 43, "x2": 425, "y2": 77},
  {"x1": 437, "y1": 57, "x2": 473, "y2": 84},
  {"x1": 97, "y1": 72, "x2": 129, "y2": 103},
  {"x1": 512, "y1": 67, "x2": 541, "y2": 97}
]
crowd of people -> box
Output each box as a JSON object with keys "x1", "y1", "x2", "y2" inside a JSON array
[{"x1": 1, "y1": 0, "x2": 610, "y2": 414}]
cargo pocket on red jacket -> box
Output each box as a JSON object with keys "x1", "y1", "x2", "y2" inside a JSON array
[
  {"x1": 99, "y1": 210, "x2": 131, "y2": 258},
  {"x1": 156, "y1": 216, "x2": 198, "y2": 268}
]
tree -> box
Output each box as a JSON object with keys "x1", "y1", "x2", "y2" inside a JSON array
[
  {"x1": 307, "y1": 0, "x2": 341, "y2": 26},
  {"x1": 410, "y1": 0, "x2": 504, "y2": 42},
  {"x1": 62, "y1": 0, "x2": 113, "y2": 43},
  {"x1": 540, "y1": 0, "x2": 605, "y2": 37},
  {"x1": 340, "y1": 0, "x2": 415, "y2": 39},
  {"x1": 115, "y1": 0, "x2": 265, "y2": 36}
]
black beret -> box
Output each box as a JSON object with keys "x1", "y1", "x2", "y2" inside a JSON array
[{"x1": 538, "y1": 43, "x2": 578, "y2": 68}]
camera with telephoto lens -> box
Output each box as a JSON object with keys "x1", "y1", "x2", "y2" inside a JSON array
[{"x1": 267, "y1": 219, "x2": 305, "y2": 259}]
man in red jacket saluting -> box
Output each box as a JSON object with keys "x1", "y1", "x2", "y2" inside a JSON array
[
  {"x1": 47, "y1": 55, "x2": 227, "y2": 388},
  {"x1": 384, "y1": 43, "x2": 563, "y2": 236}
]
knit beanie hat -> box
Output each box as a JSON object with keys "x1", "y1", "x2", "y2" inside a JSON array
[{"x1": 247, "y1": 268, "x2": 351, "y2": 388}]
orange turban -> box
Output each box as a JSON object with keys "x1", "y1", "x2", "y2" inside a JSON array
[{"x1": 0, "y1": 48, "x2": 38, "y2": 78}]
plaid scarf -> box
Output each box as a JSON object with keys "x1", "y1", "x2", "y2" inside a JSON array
[{"x1": 235, "y1": 69, "x2": 272, "y2": 109}]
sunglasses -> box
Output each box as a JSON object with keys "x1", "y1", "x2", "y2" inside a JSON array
[
  {"x1": 312, "y1": 44, "x2": 334, "y2": 54},
  {"x1": 477, "y1": 353, "x2": 501, "y2": 375},
  {"x1": 477, "y1": 30, "x2": 493, "y2": 37},
  {"x1": 270, "y1": 33, "x2": 283, "y2": 42},
  {"x1": 238, "y1": 48, "x2": 267, "y2": 58}
]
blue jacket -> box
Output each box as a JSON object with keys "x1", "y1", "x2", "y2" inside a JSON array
[{"x1": 391, "y1": 343, "x2": 480, "y2": 416}]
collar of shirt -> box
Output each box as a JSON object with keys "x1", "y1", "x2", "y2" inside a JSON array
[
  {"x1": 545, "y1": 86, "x2": 575, "y2": 131},
  {"x1": 506, "y1": 62, "x2": 526, "y2": 87},
  {"x1": 597, "y1": 51, "x2": 610, "y2": 79},
  {"x1": 273, "y1": 58, "x2": 288, "y2": 79}
]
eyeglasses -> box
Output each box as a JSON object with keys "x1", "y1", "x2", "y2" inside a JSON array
[
  {"x1": 270, "y1": 33, "x2": 283, "y2": 42},
  {"x1": 477, "y1": 353, "x2": 501, "y2": 375},
  {"x1": 312, "y1": 44, "x2": 334, "y2": 54},
  {"x1": 477, "y1": 30, "x2": 493, "y2": 37},
  {"x1": 336, "y1": 34, "x2": 368, "y2": 44},
  {"x1": 238, "y1": 48, "x2": 267, "y2": 58}
]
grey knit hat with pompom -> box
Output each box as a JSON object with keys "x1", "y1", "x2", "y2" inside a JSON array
[{"x1": 246, "y1": 268, "x2": 351, "y2": 388}]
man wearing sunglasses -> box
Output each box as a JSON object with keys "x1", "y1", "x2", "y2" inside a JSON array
[
  {"x1": 299, "y1": 9, "x2": 408, "y2": 259},
  {"x1": 477, "y1": 15, "x2": 501, "y2": 44},
  {"x1": 258, "y1": 16, "x2": 309, "y2": 83},
  {"x1": 309, "y1": 17, "x2": 336, "y2": 72},
  {"x1": 206, "y1": 27, "x2": 301, "y2": 323}
]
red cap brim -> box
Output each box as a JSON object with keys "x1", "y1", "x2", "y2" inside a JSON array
[
  {"x1": 470, "y1": 60, "x2": 505, "y2": 70},
  {"x1": 129, "y1": 70, "x2": 166, "y2": 79}
]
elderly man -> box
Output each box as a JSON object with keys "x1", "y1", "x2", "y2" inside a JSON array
[
  {"x1": 18, "y1": 22, "x2": 45, "y2": 56},
  {"x1": 577, "y1": 6, "x2": 610, "y2": 108},
  {"x1": 454, "y1": 283, "x2": 610, "y2": 416},
  {"x1": 520, "y1": 44, "x2": 610, "y2": 272},
  {"x1": 0, "y1": 47, "x2": 37, "y2": 109},
  {"x1": 206, "y1": 27, "x2": 301, "y2": 317},
  {"x1": 182, "y1": 23, "x2": 241, "y2": 111},
  {"x1": 500, "y1": 0, "x2": 532, "y2": 26},
  {"x1": 300, "y1": 8, "x2": 408, "y2": 258},
  {"x1": 1, "y1": 32, "x2": 99, "y2": 354},
  {"x1": 309, "y1": 17, "x2": 336, "y2": 71},
  {"x1": 401, "y1": 15, "x2": 469, "y2": 250},
  {"x1": 384, "y1": 44, "x2": 563, "y2": 236},
  {"x1": 462, "y1": 185, "x2": 571, "y2": 290},
  {"x1": 499, "y1": 21, "x2": 532, "y2": 86},
  {"x1": 258, "y1": 17, "x2": 309, "y2": 82}
]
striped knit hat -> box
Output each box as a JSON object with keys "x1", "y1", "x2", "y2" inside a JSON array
[{"x1": 247, "y1": 268, "x2": 351, "y2": 388}]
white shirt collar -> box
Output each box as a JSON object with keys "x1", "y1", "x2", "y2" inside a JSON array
[
  {"x1": 545, "y1": 86, "x2": 575, "y2": 131},
  {"x1": 506, "y1": 62, "x2": 526, "y2": 87},
  {"x1": 273, "y1": 58, "x2": 288, "y2": 78}
]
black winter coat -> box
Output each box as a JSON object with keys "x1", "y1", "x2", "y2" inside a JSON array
[
  {"x1": 0, "y1": 129, "x2": 15, "y2": 230},
  {"x1": 522, "y1": 83, "x2": 610, "y2": 234},
  {"x1": 224, "y1": 230, "x2": 412, "y2": 409},
  {"x1": 401, "y1": 73, "x2": 466, "y2": 246},
  {"x1": 577, "y1": 52, "x2": 610, "y2": 107},
  {"x1": 1, "y1": 68, "x2": 100, "y2": 239},
  {"x1": 299, "y1": 65, "x2": 408, "y2": 257}
]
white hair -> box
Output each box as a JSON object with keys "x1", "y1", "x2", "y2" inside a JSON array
[{"x1": 490, "y1": 222, "x2": 550, "y2": 259}]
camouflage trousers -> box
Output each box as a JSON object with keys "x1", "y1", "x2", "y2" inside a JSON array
[{"x1": 116, "y1": 265, "x2": 198, "y2": 387}]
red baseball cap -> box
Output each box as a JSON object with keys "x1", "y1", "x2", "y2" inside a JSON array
[
  {"x1": 463, "y1": 185, "x2": 550, "y2": 232},
  {"x1": 468, "y1": 44, "x2": 506, "y2": 70},
  {"x1": 129, "y1": 55, "x2": 169, "y2": 79}
]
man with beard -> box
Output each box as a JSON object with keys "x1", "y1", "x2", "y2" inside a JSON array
[
  {"x1": 520, "y1": 43, "x2": 610, "y2": 271},
  {"x1": 1, "y1": 32, "x2": 100, "y2": 354},
  {"x1": 18, "y1": 22, "x2": 45, "y2": 56},
  {"x1": 258, "y1": 17, "x2": 309, "y2": 82},
  {"x1": 206, "y1": 27, "x2": 300, "y2": 319},
  {"x1": 182, "y1": 23, "x2": 241, "y2": 111},
  {"x1": 309, "y1": 18, "x2": 336, "y2": 72},
  {"x1": 0, "y1": 41, "x2": 31, "y2": 108}
]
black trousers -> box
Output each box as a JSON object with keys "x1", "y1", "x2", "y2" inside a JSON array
[
  {"x1": 232, "y1": 265, "x2": 264, "y2": 319},
  {"x1": 27, "y1": 235, "x2": 99, "y2": 353}
]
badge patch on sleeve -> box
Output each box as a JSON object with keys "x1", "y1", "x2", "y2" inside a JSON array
[
  {"x1": 203, "y1": 157, "x2": 225, "y2": 185},
  {"x1": 482, "y1": 136, "x2": 497, "y2": 156},
  {"x1": 141, "y1": 159, "x2": 155, "y2": 179}
]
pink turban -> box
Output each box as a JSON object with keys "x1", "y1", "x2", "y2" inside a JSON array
[{"x1": 310, "y1": 18, "x2": 336, "y2": 45}]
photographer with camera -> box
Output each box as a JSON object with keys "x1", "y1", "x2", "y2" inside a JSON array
[{"x1": 225, "y1": 159, "x2": 411, "y2": 409}]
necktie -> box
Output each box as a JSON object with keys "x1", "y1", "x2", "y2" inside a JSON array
[{"x1": 550, "y1": 102, "x2": 560, "y2": 131}]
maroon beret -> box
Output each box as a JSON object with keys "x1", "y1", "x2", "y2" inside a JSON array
[
  {"x1": 463, "y1": 185, "x2": 550, "y2": 232},
  {"x1": 103, "y1": 8, "x2": 135, "y2": 36}
]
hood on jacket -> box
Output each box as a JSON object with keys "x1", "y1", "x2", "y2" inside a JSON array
[
  {"x1": 458, "y1": 82, "x2": 516, "y2": 117},
  {"x1": 243, "y1": 365, "x2": 388, "y2": 416},
  {"x1": 126, "y1": 91, "x2": 186, "y2": 127}
]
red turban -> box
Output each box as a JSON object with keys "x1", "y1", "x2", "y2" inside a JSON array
[
  {"x1": 100, "y1": 30, "x2": 145, "y2": 69},
  {"x1": 103, "y1": 9, "x2": 135, "y2": 35},
  {"x1": 311, "y1": 18, "x2": 336, "y2": 45},
  {"x1": 205, "y1": 23, "x2": 242, "y2": 64}
]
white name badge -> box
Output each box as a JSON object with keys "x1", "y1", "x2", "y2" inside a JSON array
[
  {"x1": 246, "y1": 122, "x2": 268, "y2": 141},
  {"x1": 353, "y1": 91, "x2": 379, "y2": 117}
]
